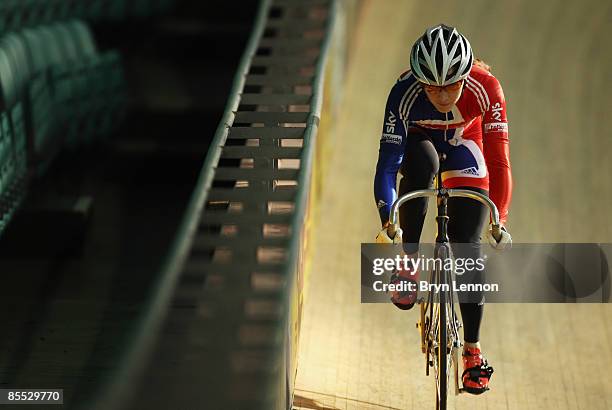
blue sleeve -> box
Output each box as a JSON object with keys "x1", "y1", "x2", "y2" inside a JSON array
[{"x1": 374, "y1": 84, "x2": 408, "y2": 225}]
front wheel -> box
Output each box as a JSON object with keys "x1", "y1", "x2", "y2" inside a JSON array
[{"x1": 436, "y1": 284, "x2": 448, "y2": 409}]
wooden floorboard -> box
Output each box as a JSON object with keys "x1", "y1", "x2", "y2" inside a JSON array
[{"x1": 294, "y1": 0, "x2": 612, "y2": 408}]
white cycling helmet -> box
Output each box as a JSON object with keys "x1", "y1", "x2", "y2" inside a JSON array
[{"x1": 410, "y1": 24, "x2": 473, "y2": 86}]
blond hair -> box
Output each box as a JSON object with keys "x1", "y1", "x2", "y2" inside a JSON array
[{"x1": 473, "y1": 58, "x2": 491, "y2": 72}]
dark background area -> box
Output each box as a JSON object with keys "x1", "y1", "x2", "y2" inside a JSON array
[{"x1": 0, "y1": 0, "x2": 258, "y2": 407}]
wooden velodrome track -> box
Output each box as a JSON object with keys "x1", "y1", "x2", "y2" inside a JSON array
[{"x1": 294, "y1": 0, "x2": 612, "y2": 409}]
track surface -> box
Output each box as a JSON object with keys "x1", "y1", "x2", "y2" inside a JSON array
[{"x1": 294, "y1": 1, "x2": 612, "y2": 409}]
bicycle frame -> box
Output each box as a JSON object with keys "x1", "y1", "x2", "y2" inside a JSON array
[{"x1": 388, "y1": 171, "x2": 501, "y2": 409}]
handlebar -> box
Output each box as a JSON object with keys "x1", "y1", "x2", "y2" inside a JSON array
[{"x1": 388, "y1": 188, "x2": 503, "y2": 241}]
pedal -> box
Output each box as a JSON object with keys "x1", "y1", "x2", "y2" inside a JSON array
[{"x1": 458, "y1": 386, "x2": 489, "y2": 394}]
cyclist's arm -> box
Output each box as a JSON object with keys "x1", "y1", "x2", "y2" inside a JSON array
[
  {"x1": 374, "y1": 83, "x2": 408, "y2": 226},
  {"x1": 481, "y1": 75, "x2": 513, "y2": 225}
]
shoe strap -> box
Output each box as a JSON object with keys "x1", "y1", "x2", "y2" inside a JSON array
[
  {"x1": 463, "y1": 348, "x2": 483, "y2": 367},
  {"x1": 462, "y1": 362, "x2": 494, "y2": 383},
  {"x1": 463, "y1": 346, "x2": 482, "y2": 356}
]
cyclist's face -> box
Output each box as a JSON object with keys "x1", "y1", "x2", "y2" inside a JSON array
[{"x1": 422, "y1": 80, "x2": 464, "y2": 113}]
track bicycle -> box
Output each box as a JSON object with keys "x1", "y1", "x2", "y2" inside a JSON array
[{"x1": 387, "y1": 154, "x2": 502, "y2": 409}]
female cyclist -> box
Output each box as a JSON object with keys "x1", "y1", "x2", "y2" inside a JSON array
[{"x1": 373, "y1": 24, "x2": 513, "y2": 394}]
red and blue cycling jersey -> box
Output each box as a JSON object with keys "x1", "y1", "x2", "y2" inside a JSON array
[{"x1": 374, "y1": 64, "x2": 513, "y2": 225}]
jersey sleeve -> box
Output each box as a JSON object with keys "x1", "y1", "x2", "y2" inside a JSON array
[
  {"x1": 374, "y1": 83, "x2": 408, "y2": 225},
  {"x1": 482, "y1": 75, "x2": 513, "y2": 225}
]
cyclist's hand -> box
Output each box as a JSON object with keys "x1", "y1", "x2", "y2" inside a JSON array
[
  {"x1": 487, "y1": 225, "x2": 512, "y2": 250},
  {"x1": 376, "y1": 222, "x2": 403, "y2": 244}
]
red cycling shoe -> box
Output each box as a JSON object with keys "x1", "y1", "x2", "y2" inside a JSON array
[
  {"x1": 462, "y1": 346, "x2": 494, "y2": 394},
  {"x1": 389, "y1": 265, "x2": 419, "y2": 310}
]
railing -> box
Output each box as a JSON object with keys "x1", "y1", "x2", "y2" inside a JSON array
[{"x1": 90, "y1": 0, "x2": 339, "y2": 409}]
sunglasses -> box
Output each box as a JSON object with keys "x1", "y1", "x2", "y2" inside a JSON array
[{"x1": 421, "y1": 80, "x2": 464, "y2": 94}]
